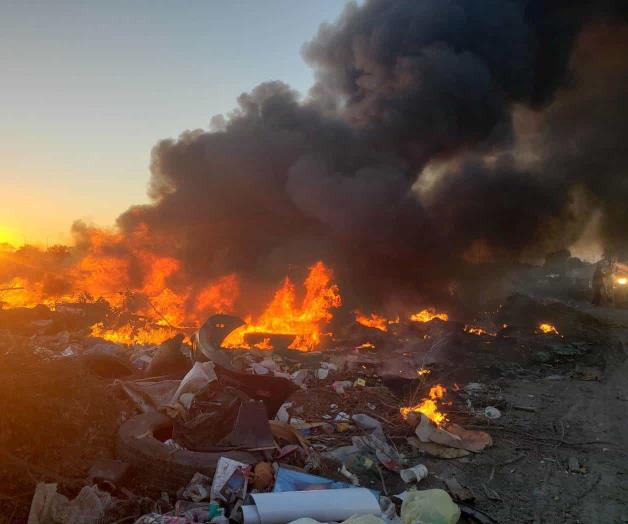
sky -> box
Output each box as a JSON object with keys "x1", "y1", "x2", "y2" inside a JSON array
[{"x1": 0, "y1": 0, "x2": 349, "y2": 246}]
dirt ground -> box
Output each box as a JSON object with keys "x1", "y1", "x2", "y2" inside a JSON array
[{"x1": 422, "y1": 298, "x2": 628, "y2": 524}]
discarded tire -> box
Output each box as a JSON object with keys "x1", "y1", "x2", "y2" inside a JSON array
[{"x1": 116, "y1": 412, "x2": 258, "y2": 493}]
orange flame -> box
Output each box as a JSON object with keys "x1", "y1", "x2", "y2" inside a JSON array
[
  {"x1": 355, "y1": 312, "x2": 389, "y2": 332},
  {"x1": 538, "y1": 322, "x2": 559, "y2": 335},
  {"x1": 222, "y1": 261, "x2": 341, "y2": 351},
  {"x1": 465, "y1": 325, "x2": 496, "y2": 336},
  {"x1": 0, "y1": 228, "x2": 241, "y2": 344},
  {"x1": 410, "y1": 308, "x2": 449, "y2": 323},
  {"x1": 400, "y1": 384, "x2": 448, "y2": 425}
]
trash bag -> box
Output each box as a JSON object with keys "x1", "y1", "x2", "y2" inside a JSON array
[
  {"x1": 172, "y1": 382, "x2": 250, "y2": 450},
  {"x1": 400, "y1": 489, "x2": 460, "y2": 524},
  {"x1": 342, "y1": 515, "x2": 387, "y2": 524}
]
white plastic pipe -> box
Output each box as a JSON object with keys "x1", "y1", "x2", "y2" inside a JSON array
[{"x1": 241, "y1": 488, "x2": 380, "y2": 524}]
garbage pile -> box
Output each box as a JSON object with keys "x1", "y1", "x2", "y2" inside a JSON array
[
  {"x1": 2, "y1": 293, "x2": 611, "y2": 523},
  {"x1": 6, "y1": 313, "x2": 507, "y2": 524}
]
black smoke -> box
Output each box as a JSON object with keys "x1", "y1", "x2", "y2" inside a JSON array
[{"x1": 113, "y1": 0, "x2": 628, "y2": 307}]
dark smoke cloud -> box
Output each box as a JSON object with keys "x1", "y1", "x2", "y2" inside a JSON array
[{"x1": 108, "y1": 0, "x2": 628, "y2": 306}]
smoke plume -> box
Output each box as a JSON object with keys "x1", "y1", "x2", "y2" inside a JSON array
[{"x1": 4, "y1": 0, "x2": 628, "y2": 311}]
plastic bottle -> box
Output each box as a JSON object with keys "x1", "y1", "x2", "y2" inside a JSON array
[{"x1": 210, "y1": 508, "x2": 229, "y2": 524}]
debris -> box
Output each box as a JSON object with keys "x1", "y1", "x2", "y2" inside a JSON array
[
  {"x1": 252, "y1": 362, "x2": 271, "y2": 375},
  {"x1": 445, "y1": 423, "x2": 493, "y2": 452},
  {"x1": 443, "y1": 477, "x2": 475, "y2": 502},
  {"x1": 252, "y1": 462, "x2": 274, "y2": 490},
  {"x1": 464, "y1": 383, "x2": 484, "y2": 393},
  {"x1": 352, "y1": 414, "x2": 385, "y2": 435},
  {"x1": 512, "y1": 405, "x2": 537, "y2": 412},
  {"x1": 291, "y1": 369, "x2": 309, "y2": 386},
  {"x1": 568, "y1": 456, "x2": 586, "y2": 473},
  {"x1": 458, "y1": 503, "x2": 498, "y2": 524},
  {"x1": 182, "y1": 472, "x2": 213, "y2": 502},
  {"x1": 115, "y1": 377, "x2": 181, "y2": 413},
  {"x1": 483, "y1": 406, "x2": 501, "y2": 420},
  {"x1": 241, "y1": 488, "x2": 381, "y2": 524},
  {"x1": 213, "y1": 364, "x2": 298, "y2": 418},
  {"x1": 88, "y1": 459, "x2": 129, "y2": 486},
  {"x1": 410, "y1": 414, "x2": 492, "y2": 452},
  {"x1": 335, "y1": 411, "x2": 351, "y2": 422},
  {"x1": 210, "y1": 457, "x2": 249, "y2": 504},
  {"x1": 340, "y1": 464, "x2": 361, "y2": 485},
  {"x1": 144, "y1": 334, "x2": 189, "y2": 378},
  {"x1": 399, "y1": 464, "x2": 428, "y2": 484},
  {"x1": 378, "y1": 496, "x2": 399, "y2": 522},
  {"x1": 117, "y1": 413, "x2": 257, "y2": 493},
  {"x1": 336, "y1": 421, "x2": 352, "y2": 432},
  {"x1": 269, "y1": 421, "x2": 310, "y2": 449},
  {"x1": 134, "y1": 514, "x2": 187, "y2": 524},
  {"x1": 316, "y1": 368, "x2": 329, "y2": 380},
  {"x1": 273, "y1": 467, "x2": 354, "y2": 492},
  {"x1": 343, "y1": 515, "x2": 387, "y2": 524},
  {"x1": 171, "y1": 383, "x2": 249, "y2": 450},
  {"x1": 400, "y1": 489, "x2": 460, "y2": 524},
  {"x1": 230, "y1": 400, "x2": 275, "y2": 450},
  {"x1": 170, "y1": 360, "x2": 217, "y2": 408},
  {"x1": 275, "y1": 402, "x2": 292, "y2": 423},
  {"x1": 406, "y1": 438, "x2": 471, "y2": 459},
  {"x1": 27, "y1": 483, "x2": 69, "y2": 524},
  {"x1": 194, "y1": 314, "x2": 245, "y2": 367},
  {"x1": 210, "y1": 508, "x2": 230, "y2": 524},
  {"x1": 333, "y1": 380, "x2": 353, "y2": 394}
]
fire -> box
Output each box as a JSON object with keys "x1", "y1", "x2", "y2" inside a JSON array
[
  {"x1": 465, "y1": 325, "x2": 496, "y2": 336},
  {"x1": 355, "y1": 312, "x2": 389, "y2": 332},
  {"x1": 1, "y1": 232, "x2": 341, "y2": 348},
  {"x1": 356, "y1": 342, "x2": 375, "y2": 349},
  {"x1": 617, "y1": 277, "x2": 627, "y2": 285},
  {"x1": 416, "y1": 367, "x2": 431, "y2": 376},
  {"x1": 410, "y1": 308, "x2": 449, "y2": 323},
  {"x1": 222, "y1": 261, "x2": 341, "y2": 351},
  {"x1": 538, "y1": 322, "x2": 559, "y2": 335},
  {"x1": 400, "y1": 384, "x2": 448, "y2": 425},
  {"x1": 91, "y1": 322, "x2": 178, "y2": 345},
  {"x1": 0, "y1": 228, "x2": 241, "y2": 345}
]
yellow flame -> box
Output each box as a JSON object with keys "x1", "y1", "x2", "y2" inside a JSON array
[
  {"x1": 538, "y1": 322, "x2": 559, "y2": 335},
  {"x1": 410, "y1": 308, "x2": 449, "y2": 322},
  {"x1": 617, "y1": 277, "x2": 627, "y2": 285},
  {"x1": 464, "y1": 325, "x2": 496, "y2": 336},
  {"x1": 222, "y1": 261, "x2": 341, "y2": 351},
  {"x1": 355, "y1": 312, "x2": 389, "y2": 332},
  {"x1": 400, "y1": 384, "x2": 448, "y2": 425}
]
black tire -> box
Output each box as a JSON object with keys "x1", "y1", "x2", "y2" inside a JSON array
[{"x1": 116, "y1": 412, "x2": 259, "y2": 493}]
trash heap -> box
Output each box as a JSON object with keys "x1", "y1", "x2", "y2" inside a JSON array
[{"x1": 9, "y1": 313, "x2": 507, "y2": 524}]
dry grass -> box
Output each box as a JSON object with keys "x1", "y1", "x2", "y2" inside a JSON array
[{"x1": 0, "y1": 332, "x2": 128, "y2": 522}]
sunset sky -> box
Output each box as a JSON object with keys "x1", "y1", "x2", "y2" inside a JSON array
[{"x1": 0, "y1": 0, "x2": 347, "y2": 246}]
